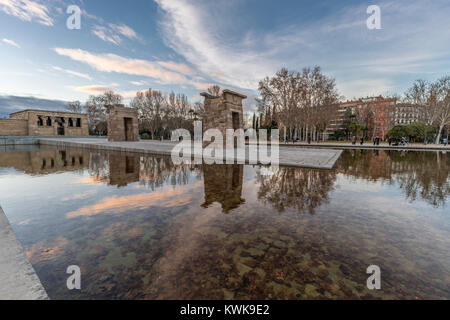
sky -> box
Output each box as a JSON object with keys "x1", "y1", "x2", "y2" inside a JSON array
[{"x1": 1, "y1": 0, "x2": 450, "y2": 115}]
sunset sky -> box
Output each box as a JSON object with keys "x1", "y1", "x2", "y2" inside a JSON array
[{"x1": 1, "y1": 0, "x2": 450, "y2": 113}]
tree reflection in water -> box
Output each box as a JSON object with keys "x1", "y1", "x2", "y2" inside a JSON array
[
  {"x1": 337, "y1": 150, "x2": 449, "y2": 208},
  {"x1": 86, "y1": 151, "x2": 202, "y2": 189},
  {"x1": 256, "y1": 167, "x2": 337, "y2": 214}
]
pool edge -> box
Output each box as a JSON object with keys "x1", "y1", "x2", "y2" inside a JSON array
[{"x1": 0, "y1": 206, "x2": 49, "y2": 300}]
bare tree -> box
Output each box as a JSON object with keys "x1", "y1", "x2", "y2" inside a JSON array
[
  {"x1": 84, "y1": 91, "x2": 123, "y2": 134},
  {"x1": 405, "y1": 79, "x2": 439, "y2": 144},
  {"x1": 258, "y1": 68, "x2": 303, "y2": 140},
  {"x1": 258, "y1": 67, "x2": 339, "y2": 141},
  {"x1": 65, "y1": 100, "x2": 83, "y2": 113},
  {"x1": 130, "y1": 89, "x2": 166, "y2": 139},
  {"x1": 300, "y1": 66, "x2": 340, "y2": 141},
  {"x1": 434, "y1": 76, "x2": 450, "y2": 143},
  {"x1": 207, "y1": 85, "x2": 221, "y2": 97},
  {"x1": 100, "y1": 90, "x2": 123, "y2": 114}
]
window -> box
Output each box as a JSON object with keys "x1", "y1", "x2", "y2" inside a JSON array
[
  {"x1": 37, "y1": 116, "x2": 44, "y2": 126},
  {"x1": 46, "y1": 116, "x2": 52, "y2": 126},
  {"x1": 76, "y1": 118, "x2": 81, "y2": 127},
  {"x1": 68, "y1": 118, "x2": 74, "y2": 127}
]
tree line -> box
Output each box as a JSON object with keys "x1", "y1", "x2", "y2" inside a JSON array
[
  {"x1": 66, "y1": 89, "x2": 204, "y2": 138},
  {"x1": 66, "y1": 68, "x2": 450, "y2": 144}
]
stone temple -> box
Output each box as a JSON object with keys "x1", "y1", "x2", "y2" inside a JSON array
[
  {"x1": 107, "y1": 105, "x2": 139, "y2": 142},
  {"x1": 0, "y1": 110, "x2": 88, "y2": 137},
  {"x1": 200, "y1": 89, "x2": 247, "y2": 146}
]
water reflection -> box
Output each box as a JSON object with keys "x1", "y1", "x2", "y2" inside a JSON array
[
  {"x1": 83, "y1": 151, "x2": 202, "y2": 190},
  {"x1": 1, "y1": 147, "x2": 448, "y2": 213},
  {"x1": 202, "y1": 164, "x2": 245, "y2": 212},
  {"x1": 256, "y1": 167, "x2": 337, "y2": 214},
  {"x1": 0, "y1": 147, "x2": 449, "y2": 300},
  {"x1": 0, "y1": 147, "x2": 88, "y2": 175},
  {"x1": 337, "y1": 150, "x2": 450, "y2": 208}
]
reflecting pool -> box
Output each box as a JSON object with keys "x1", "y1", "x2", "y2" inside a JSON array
[{"x1": 0, "y1": 146, "x2": 449, "y2": 299}]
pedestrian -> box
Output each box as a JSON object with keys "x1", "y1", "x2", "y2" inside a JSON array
[
  {"x1": 444, "y1": 138, "x2": 448, "y2": 146},
  {"x1": 307, "y1": 136, "x2": 311, "y2": 145},
  {"x1": 388, "y1": 137, "x2": 392, "y2": 146},
  {"x1": 360, "y1": 137, "x2": 364, "y2": 145}
]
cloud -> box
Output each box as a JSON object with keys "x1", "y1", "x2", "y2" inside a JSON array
[
  {"x1": 70, "y1": 84, "x2": 117, "y2": 95},
  {"x1": 69, "y1": 84, "x2": 141, "y2": 100},
  {"x1": 338, "y1": 79, "x2": 395, "y2": 100},
  {"x1": 154, "y1": 0, "x2": 450, "y2": 98},
  {"x1": 0, "y1": 95, "x2": 67, "y2": 117},
  {"x1": 2, "y1": 38, "x2": 20, "y2": 48},
  {"x1": 154, "y1": 0, "x2": 272, "y2": 90},
  {"x1": 129, "y1": 80, "x2": 147, "y2": 86},
  {"x1": 92, "y1": 25, "x2": 122, "y2": 45},
  {"x1": 54, "y1": 47, "x2": 210, "y2": 89},
  {"x1": 66, "y1": 183, "x2": 202, "y2": 219},
  {"x1": 0, "y1": 0, "x2": 53, "y2": 26},
  {"x1": 52, "y1": 66, "x2": 92, "y2": 80},
  {"x1": 156, "y1": 61, "x2": 195, "y2": 76},
  {"x1": 110, "y1": 23, "x2": 140, "y2": 41},
  {"x1": 92, "y1": 23, "x2": 142, "y2": 45}
]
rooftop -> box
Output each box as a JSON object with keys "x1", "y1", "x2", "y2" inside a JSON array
[{"x1": 10, "y1": 109, "x2": 87, "y2": 116}]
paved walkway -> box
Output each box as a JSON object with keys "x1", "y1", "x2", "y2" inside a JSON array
[
  {"x1": 0, "y1": 206, "x2": 48, "y2": 300},
  {"x1": 39, "y1": 137, "x2": 343, "y2": 169},
  {"x1": 279, "y1": 142, "x2": 450, "y2": 151}
]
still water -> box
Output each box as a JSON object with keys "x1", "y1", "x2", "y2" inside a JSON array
[{"x1": 0, "y1": 145, "x2": 449, "y2": 300}]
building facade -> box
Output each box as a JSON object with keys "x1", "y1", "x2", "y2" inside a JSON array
[
  {"x1": 327, "y1": 96, "x2": 396, "y2": 139},
  {"x1": 391, "y1": 103, "x2": 421, "y2": 126},
  {"x1": 0, "y1": 109, "x2": 88, "y2": 136},
  {"x1": 107, "y1": 105, "x2": 139, "y2": 142}
]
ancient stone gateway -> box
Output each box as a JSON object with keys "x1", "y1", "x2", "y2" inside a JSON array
[
  {"x1": 200, "y1": 89, "x2": 247, "y2": 146},
  {"x1": 107, "y1": 105, "x2": 139, "y2": 142}
]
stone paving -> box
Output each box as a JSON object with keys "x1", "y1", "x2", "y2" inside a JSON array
[
  {"x1": 280, "y1": 141, "x2": 450, "y2": 151},
  {"x1": 0, "y1": 206, "x2": 48, "y2": 300},
  {"x1": 39, "y1": 137, "x2": 343, "y2": 169}
]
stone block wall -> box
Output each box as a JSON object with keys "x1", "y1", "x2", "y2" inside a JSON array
[
  {"x1": 0, "y1": 119, "x2": 28, "y2": 136},
  {"x1": 23, "y1": 111, "x2": 88, "y2": 136},
  {"x1": 107, "y1": 105, "x2": 139, "y2": 142},
  {"x1": 201, "y1": 89, "x2": 247, "y2": 147}
]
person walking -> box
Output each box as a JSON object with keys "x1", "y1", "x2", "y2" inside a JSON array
[
  {"x1": 388, "y1": 137, "x2": 392, "y2": 146},
  {"x1": 360, "y1": 137, "x2": 364, "y2": 145},
  {"x1": 307, "y1": 136, "x2": 312, "y2": 145}
]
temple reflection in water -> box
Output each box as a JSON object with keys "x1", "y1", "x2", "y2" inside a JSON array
[
  {"x1": 0, "y1": 146, "x2": 448, "y2": 211},
  {"x1": 202, "y1": 164, "x2": 245, "y2": 212},
  {"x1": 0, "y1": 146, "x2": 88, "y2": 175},
  {"x1": 108, "y1": 155, "x2": 140, "y2": 187}
]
